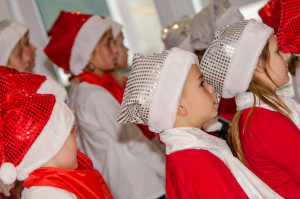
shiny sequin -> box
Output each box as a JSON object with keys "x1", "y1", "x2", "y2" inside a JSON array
[
  {"x1": 258, "y1": 0, "x2": 283, "y2": 34},
  {"x1": 0, "y1": 93, "x2": 55, "y2": 166},
  {"x1": 277, "y1": 0, "x2": 300, "y2": 54},
  {"x1": 200, "y1": 20, "x2": 249, "y2": 102},
  {"x1": 0, "y1": 71, "x2": 46, "y2": 98},
  {"x1": 117, "y1": 50, "x2": 170, "y2": 124}
]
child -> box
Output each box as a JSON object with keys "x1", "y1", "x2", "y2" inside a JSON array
[
  {"x1": 0, "y1": 20, "x2": 36, "y2": 72},
  {"x1": 117, "y1": 47, "x2": 282, "y2": 198},
  {"x1": 200, "y1": 18, "x2": 300, "y2": 198},
  {"x1": 45, "y1": 11, "x2": 166, "y2": 199},
  {"x1": 0, "y1": 92, "x2": 113, "y2": 199}
]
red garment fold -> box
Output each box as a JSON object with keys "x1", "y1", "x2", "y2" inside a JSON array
[{"x1": 23, "y1": 151, "x2": 113, "y2": 199}]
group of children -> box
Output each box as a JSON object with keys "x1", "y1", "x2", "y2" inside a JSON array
[{"x1": 0, "y1": 0, "x2": 299, "y2": 198}]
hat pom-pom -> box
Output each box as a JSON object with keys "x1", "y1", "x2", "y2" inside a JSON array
[{"x1": 0, "y1": 163, "x2": 17, "y2": 185}]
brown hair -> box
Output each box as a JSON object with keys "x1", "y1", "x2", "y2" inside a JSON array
[
  {"x1": 13, "y1": 181, "x2": 24, "y2": 199},
  {"x1": 229, "y1": 40, "x2": 292, "y2": 165}
]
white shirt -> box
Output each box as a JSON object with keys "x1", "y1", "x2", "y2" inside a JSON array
[
  {"x1": 22, "y1": 186, "x2": 76, "y2": 199},
  {"x1": 72, "y1": 82, "x2": 166, "y2": 199}
]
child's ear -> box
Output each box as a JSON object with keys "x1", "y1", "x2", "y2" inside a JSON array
[{"x1": 177, "y1": 104, "x2": 187, "y2": 115}]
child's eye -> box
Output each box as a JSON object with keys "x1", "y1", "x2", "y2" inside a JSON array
[{"x1": 276, "y1": 48, "x2": 280, "y2": 53}]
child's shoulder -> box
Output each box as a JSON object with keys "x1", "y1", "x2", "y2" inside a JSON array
[
  {"x1": 167, "y1": 149, "x2": 227, "y2": 168},
  {"x1": 242, "y1": 107, "x2": 293, "y2": 124}
]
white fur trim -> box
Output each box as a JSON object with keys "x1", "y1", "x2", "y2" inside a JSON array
[
  {"x1": 222, "y1": 19, "x2": 273, "y2": 98},
  {"x1": 16, "y1": 99, "x2": 75, "y2": 181},
  {"x1": 148, "y1": 48, "x2": 199, "y2": 133},
  {"x1": 0, "y1": 21, "x2": 27, "y2": 65},
  {"x1": 105, "y1": 17, "x2": 122, "y2": 39},
  {"x1": 70, "y1": 16, "x2": 110, "y2": 76},
  {"x1": 202, "y1": 117, "x2": 222, "y2": 132},
  {"x1": 37, "y1": 76, "x2": 67, "y2": 101},
  {"x1": 10, "y1": 21, "x2": 28, "y2": 37},
  {"x1": 0, "y1": 163, "x2": 17, "y2": 185}
]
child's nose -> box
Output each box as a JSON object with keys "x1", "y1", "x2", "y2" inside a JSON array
[{"x1": 205, "y1": 83, "x2": 215, "y2": 94}]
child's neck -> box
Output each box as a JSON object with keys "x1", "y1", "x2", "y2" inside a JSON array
[{"x1": 173, "y1": 119, "x2": 202, "y2": 130}]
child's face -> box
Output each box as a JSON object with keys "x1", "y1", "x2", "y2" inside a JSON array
[
  {"x1": 264, "y1": 35, "x2": 289, "y2": 89},
  {"x1": 89, "y1": 29, "x2": 118, "y2": 73},
  {"x1": 7, "y1": 40, "x2": 26, "y2": 72},
  {"x1": 22, "y1": 32, "x2": 36, "y2": 71},
  {"x1": 115, "y1": 32, "x2": 128, "y2": 70},
  {"x1": 178, "y1": 64, "x2": 218, "y2": 128},
  {"x1": 42, "y1": 114, "x2": 78, "y2": 170}
]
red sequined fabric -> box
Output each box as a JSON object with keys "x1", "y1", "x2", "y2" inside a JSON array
[
  {"x1": 0, "y1": 73, "x2": 46, "y2": 98},
  {"x1": 258, "y1": 0, "x2": 283, "y2": 34},
  {"x1": 44, "y1": 11, "x2": 93, "y2": 71},
  {"x1": 277, "y1": 0, "x2": 300, "y2": 54},
  {"x1": 0, "y1": 93, "x2": 55, "y2": 166},
  {"x1": 0, "y1": 66, "x2": 19, "y2": 75}
]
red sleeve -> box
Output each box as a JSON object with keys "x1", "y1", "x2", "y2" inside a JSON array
[
  {"x1": 244, "y1": 108, "x2": 300, "y2": 184},
  {"x1": 166, "y1": 149, "x2": 248, "y2": 199}
]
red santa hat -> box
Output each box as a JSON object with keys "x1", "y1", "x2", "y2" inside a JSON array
[
  {"x1": 117, "y1": 48, "x2": 199, "y2": 133},
  {"x1": 44, "y1": 11, "x2": 110, "y2": 76},
  {"x1": 0, "y1": 93, "x2": 74, "y2": 185},
  {"x1": 277, "y1": 0, "x2": 300, "y2": 55},
  {"x1": 162, "y1": 0, "x2": 244, "y2": 51},
  {"x1": 200, "y1": 19, "x2": 273, "y2": 98},
  {"x1": 0, "y1": 20, "x2": 28, "y2": 65},
  {"x1": 0, "y1": 66, "x2": 67, "y2": 101},
  {"x1": 258, "y1": 0, "x2": 283, "y2": 34}
]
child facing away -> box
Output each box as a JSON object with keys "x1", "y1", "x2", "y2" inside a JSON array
[
  {"x1": 117, "y1": 47, "x2": 282, "y2": 198},
  {"x1": 200, "y1": 18, "x2": 300, "y2": 198},
  {"x1": 0, "y1": 92, "x2": 113, "y2": 199}
]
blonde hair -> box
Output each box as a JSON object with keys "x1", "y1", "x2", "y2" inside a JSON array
[{"x1": 229, "y1": 41, "x2": 292, "y2": 165}]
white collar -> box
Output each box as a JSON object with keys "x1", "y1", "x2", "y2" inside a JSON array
[{"x1": 160, "y1": 127, "x2": 283, "y2": 199}]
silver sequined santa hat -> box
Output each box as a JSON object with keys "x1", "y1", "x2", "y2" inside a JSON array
[
  {"x1": 200, "y1": 19, "x2": 274, "y2": 99},
  {"x1": 117, "y1": 47, "x2": 199, "y2": 133},
  {"x1": 0, "y1": 93, "x2": 74, "y2": 185},
  {"x1": 161, "y1": 0, "x2": 244, "y2": 52},
  {"x1": 0, "y1": 19, "x2": 28, "y2": 65}
]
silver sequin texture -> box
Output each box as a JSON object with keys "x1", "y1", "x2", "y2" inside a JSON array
[
  {"x1": 200, "y1": 20, "x2": 250, "y2": 102},
  {"x1": 117, "y1": 50, "x2": 170, "y2": 124}
]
